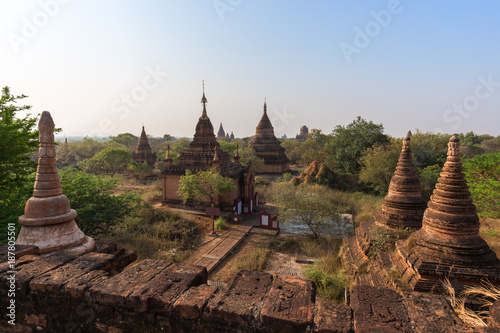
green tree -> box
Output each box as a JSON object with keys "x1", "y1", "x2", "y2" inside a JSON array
[
  {"x1": 0, "y1": 87, "x2": 39, "y2": 240},
  {"x1": 325, "y1": 116, "x2": 389, "y2": 174},
  {"x1": 238, "y1": 147, "x2": 265, "y2": 173},
  {"x1": 71, "y1": 137, "x2": 103, "y2": 161},
  {"x1": 177, "y1": 169, "x2": 235, "y2": 207},
  {"x1": 271, "y1": 183, "x2": 342, "y2": 239},
  {"x1": 463, "y1": 152, "x2": 500, "y2": 218},
  {"x1": 128, "y1": 161, "x2": 153, "y2": 180},
  {"x1": 79, "y1": 146, "x2": 132, "y2": 176},
  {"x1": 359, "y1": 140, "x2": 401, "y2": 194},
  {"x1": 59, "y1": 168, "x2": 138, "y2": 235},
  {"x1": 110, "y1": 133, "x2": 138, "y2": 150},
  {"x1": 410, "y1": 131, "x2": 448, "y2": 169}
]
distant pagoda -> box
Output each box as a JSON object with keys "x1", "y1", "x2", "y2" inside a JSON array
[
  {"x1": 295, "y1": 125, "x2": 309, "y2": 142},
  {"x1": 249, "y1": 101, "x2": 290, "y2": 173},
  {"x1": 217, "y1": 123, "x2": 226, "y2": 140},
  {"x1": 132, "y1": 126, "x2": 157, "y2": 167},
  {"x1": 162, "y1": 83, "x2": 255, "y2": 211}
]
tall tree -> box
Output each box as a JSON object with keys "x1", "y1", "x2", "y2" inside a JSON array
[
  {"x1": 0, "y1": 87, "x2": 39, "y2": 240},
  {"x1": 325, "y1": 116, "x2": 389, "y2": 174},
  {"x1": 271, "y1": 183, "x2": 342, "y2": 239},
  {"x1": 177, "y1": 169, "x2": 235, "y2": 207}
]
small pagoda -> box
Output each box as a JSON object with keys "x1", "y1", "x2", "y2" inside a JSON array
[
  {"x1": 162, "y1": 84, "x2": 255, "y2": 210},
  {"x1": 395, "y1": 135, "x2": 500, "y2": 292},
  {"x1": 16, "y1": 111, "x2": 95, "y2": 255},
  {"x1": 249, "y1": 101, "x2": 290, "y2": 173},
  {"x1": 132, "y1": 126, "x2": 157, "y2": 167},
  {"x1": 375, "y1": 131, "x2": 427, "y2": 229}
]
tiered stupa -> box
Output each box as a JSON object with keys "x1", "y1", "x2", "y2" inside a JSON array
[
  {"x1": 295, "y1": 125, "x2": 309, "y2": 142},
  {"x1": 132, "y1": 126, "x2": 157, "y2": 167},
  {"x1": 175, "y1": 89, "x2": 231, "y2": 169},
  {"x1": 374, "y1": 131, "x2": 426, "y2": 229},
  {"x1": 395, "y1": 135, "x2": 500, "y2": 292},
  {"x1": 162, "y1": 84, "x2": 255, "y2": 210},
  {"x1": 249, "y1": 101, "x2": 290, "y2": 173},
  {"x1": 16, "y1": 111, "x2": 95, "y2": 255}
]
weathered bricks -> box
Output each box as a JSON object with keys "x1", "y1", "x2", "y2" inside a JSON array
[
  {"x1": 0, "y1": 251, "x2": 77, "y2": 293},
  {"x1": 206, "y1": 270, "x2": 273, "y2": 326},
  {"x1": 30, "y1": 252, "x2": 116, "y2": 293},
  {"x1": 315, "y1": 301, "x2": 353, "y2": 333},
  {"x1": 89, "y1": 259, "x2": 171, "y2": 307},
  {"x1": 173, "y1": 284, "x2": 218, "y2": 320},
  {"x1": 0, "y1": 247, "x2": 482, "y2": 332},
  {"x1": 130, "y1": 262, "x2": 207, "y2": 313},
  {"x1": 261, "y1": 274, "x2": 316, "y2": 332},
  {"x1": 401, "y1": 291, "x2": 473, "y2": 333},
  {"x1": 351, "y1": 285, "x2": 412, "y2": 333},
  {"x1": 65, "y1": 270, "x2": 110, "y2": 299}
]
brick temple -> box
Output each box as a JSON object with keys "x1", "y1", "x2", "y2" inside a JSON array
[
  {"x1": 249, "y1": 101, "x2": 290, "y2": 174},
  {"x1": 295, "y1": 125, "x2": 309, "y2": 142},
  {"x1": 161, "y1": 85, "x2": 255, "y2": 210},
  {"x1": 131, "y1": 126, "x2": 157, "y2": 167},
  {"x1": 394, "y1": 135, "x2": 500, "y2": 292}
]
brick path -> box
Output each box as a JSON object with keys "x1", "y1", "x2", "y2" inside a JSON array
[{"x1": 193, "y1": 206, "x2": 269, "y2": 273}]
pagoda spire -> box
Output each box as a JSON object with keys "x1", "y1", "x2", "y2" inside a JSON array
[
  {"x1": 201, "y1": 80, "x2": 207, "y2": 118},
  {"x1": 234, "y1": 143, "x2": 241, "y2": 163},
  {"x1": 263, "y1": 98, "x2": 267, "y2": 115}
]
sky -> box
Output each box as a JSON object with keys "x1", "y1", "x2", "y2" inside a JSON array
[{"x1": 1, "y1": 1, "x2": 500, "y2": 139}]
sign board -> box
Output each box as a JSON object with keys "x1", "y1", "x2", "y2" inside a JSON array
[
  {"x1": 270, "y1": 216, "x2": 279, "y2": 230},
  {"x1": 205, "y1": 207, "x2": 221, "y2": 217},
  {"x1": 260, "y1": 211, "x2": 271, "y2": 228}
]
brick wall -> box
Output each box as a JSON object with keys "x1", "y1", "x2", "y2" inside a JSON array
[{"x1": 0, "y1": 243, "x2": 492, "y2": 332}]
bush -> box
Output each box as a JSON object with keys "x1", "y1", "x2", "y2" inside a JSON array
[
  {"x1": 59, "y1": 167, "x2": 139, "y2": 236},
  {"x1": 215, "y1": 216, "x2": 226, "y2": 230},
  {"x1": 305, "y1": 267, "x2": 347, "y2": 303}
]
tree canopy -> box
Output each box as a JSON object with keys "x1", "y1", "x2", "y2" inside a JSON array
[
  {"x1": 78, "y1": 146, "x2": 132, "y2": 176},
  {"x1": 177, "y1": 169, "x2": 235, "y2": 206},
  {"x1": 0, "y1": 87, "x2": 39, "y2": 240},
  {"x1": 271, "y1": 183, "x2": 342, "y2": 239},
  {"x1": 325, "y1": 116, "x2": 389, "y2": 174}
]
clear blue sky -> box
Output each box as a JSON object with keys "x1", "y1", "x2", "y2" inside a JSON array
[{"x1": 2, "y1": 1, "x2": 499, "y2": 139}]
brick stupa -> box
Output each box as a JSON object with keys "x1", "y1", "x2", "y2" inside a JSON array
[
  {"x1": 16, "y1": 111, "x2": 95, "y2": 255},
  {"x1": 395, "y1": 135, "x2": 500, "y2": 292},
  {"x1": 375, "y1": 131, "x2": 426, "y2": 229},
  {"x1": 249, "y1": 101, "x2": 290, "y2": 173},
  {"x1": 132, "y1": 126, "x2": 157, "y2": 167}
]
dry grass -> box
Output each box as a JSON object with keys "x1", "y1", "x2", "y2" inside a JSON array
[
  {"x1": 97, "y1": 205, "x2": 201, "y2": 262},
  {"x1": 234, "y1": 247, "x2": 271, "y2": 272},
  {"x1": 442, "y1": 279, "x2": 500, "y2": 327}
]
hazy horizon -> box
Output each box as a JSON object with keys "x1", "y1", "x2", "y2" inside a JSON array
[{"x1": 2, "y1": 1, "x2": 499, "y2": 139}]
